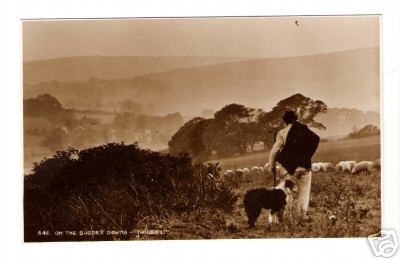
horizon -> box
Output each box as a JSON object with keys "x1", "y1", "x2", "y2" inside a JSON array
[
  {"x1": 23, "y1": 46, "x2": 378, "y2": 63},
  {"x1": 23, "y1": 16, "x2": 379, "y2": 61}
]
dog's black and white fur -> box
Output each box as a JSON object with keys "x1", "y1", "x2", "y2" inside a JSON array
[{"x1": 243, "y1": 179, "x2": 296, "y2": 227}]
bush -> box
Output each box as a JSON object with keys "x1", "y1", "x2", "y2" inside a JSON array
[{"x1": 24, "y1": 143, "x2": 237, "y2": 241}]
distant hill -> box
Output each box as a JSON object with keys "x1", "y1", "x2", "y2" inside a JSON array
[
  {"x1": 24, "y1": 47, "x2": 379, "y2": 114},
  {"x1": 23, "y1": 56, "x2": 248, "y2": 84},
  {"x1": 313, "y1": 108, "x2": 380, "y2": 138},
  {"x1": 346, "y1": 124, "x2": 380, "y2": 139}
]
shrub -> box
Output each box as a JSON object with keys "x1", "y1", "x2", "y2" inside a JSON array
[{"x1": 24, "y1": 143, "x2": 237, "y2": 242}]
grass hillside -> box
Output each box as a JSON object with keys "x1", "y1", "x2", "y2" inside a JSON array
[{"x1": 209, "y1": 136, "x2": 380, "y2": 172}]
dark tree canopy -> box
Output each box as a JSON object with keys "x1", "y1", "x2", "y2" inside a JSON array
[
  {"x1": 169, "y1": 94, "x2": 328, "y2": 160},
  {"x1": 168, "y1": 117, "x2": 213, "y2": 160},
  {"x1": 24, "y1": 94, "x2": 76, "y2": 126},
  {"x1": 259, "y1": 93, "x2": 327, "y2": 130},
  {"x1": 214, "y1": 103, "x2": 254, "y2": 127}
]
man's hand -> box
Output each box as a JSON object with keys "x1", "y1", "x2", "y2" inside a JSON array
[{"x1": 269, "y1": 163, "x2": 276, "y2": 174}]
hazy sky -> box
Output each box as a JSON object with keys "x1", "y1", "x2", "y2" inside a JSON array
[{"x1": 23, "y1": 16, "x2": 379, "y2": 61}]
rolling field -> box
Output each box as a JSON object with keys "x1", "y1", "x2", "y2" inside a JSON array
[
  {"x1": 157, "y1": 171, "x2": 381, "y2": 239},
  {"x1": 145, "y1": 136, "x2": 381, "y2": 239},
  {"x1": 210, "y1": 136, "x2": 381, "y2": 172}
]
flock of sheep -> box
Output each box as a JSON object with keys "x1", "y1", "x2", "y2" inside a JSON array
[{"x1": 222, "y1": 158, "x2": 381, "y2": 184}]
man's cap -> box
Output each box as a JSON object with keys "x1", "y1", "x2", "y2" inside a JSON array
[{"x1": 282, "y1": 110, "x2": 298, "y2": 122}]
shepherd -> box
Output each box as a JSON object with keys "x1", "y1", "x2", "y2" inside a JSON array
[{"x1": 268, "y1": 110, "x2": 320, "y2": 221}]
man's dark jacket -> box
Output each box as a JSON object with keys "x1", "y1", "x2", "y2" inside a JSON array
[{"x1": 277, "y1": 122, "x2": 320, "y2": 175}]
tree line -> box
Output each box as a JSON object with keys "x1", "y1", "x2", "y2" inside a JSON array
[{"x1": 168, "y1": 93, "x2": 327, "y2": 161}]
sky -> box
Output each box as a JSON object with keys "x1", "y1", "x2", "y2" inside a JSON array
[{"x1": 23, "y1": 16, "x2": 380, "y2": 61}]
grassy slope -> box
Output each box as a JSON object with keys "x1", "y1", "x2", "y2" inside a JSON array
[
  {"x1": 211, "y1": 136, "x2": 380, "y2": 172},
  {"x1": 139, "y1": 136, "x2": 381, "y2": 239}
]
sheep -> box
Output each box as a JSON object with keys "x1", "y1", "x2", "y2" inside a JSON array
[
  {"x1": 222, "y1": 169, "x2": 243, "y2": 187},
  {"x1": 318, "y1": 162, "x2": 334, "y2": 172},
  {"x1": 243, "y1": 168, "x2": 250, "y2": 174},
  {"x1": 222, "y1": 169, "x2": 234, "y2": 179},
  {"x1": 318, "y1": 162, "x2": 327, "y2": 172},
  {"x1": 351, "y1": 161, "x2": 373, "y2": 175},
  {"x1": 235, "y1": 169, "x2": 244, "y2": 179},
  {"x1": 224, "y1": 169, "x2": 234, "y2": 176},
  {"x1": 252, "y1": 166, "x2": 260, "y2": 174},
  {"x1": 263, "y1": 163, "x2": 285, "y2": 177},
  {"x1": 324, "y1": 162, "x2": 335, "y2": 171},
  {"x1": 263, "y1": 163, "x2": 270, "y2": 173},
  {"x1": 311, "y1": 163, "x2": 321, "y2": 172},
  {"x1": 336, "y1": 161, "x2": 352, "y2": 173},
  {"x1": 373, "y1": 158, "x2": 381, "y2": 170},
  {"x1": 222, "y1": 169, "x2": 234, "y2": 182},
  {"x1": 347, "y1": 161, "x2": 357, "y2": 171},
  {"x1": 252, "y1": 166, "x2": 264, "y2": 174},
  {"x1": 312, "y1": 162, "x2": 334, "y2": 173}
]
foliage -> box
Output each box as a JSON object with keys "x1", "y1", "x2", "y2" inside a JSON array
[
  {"x1": 259, "y1": 93, "x2": 327, "y2": 130},
  {"x1": 24, "y1": 143, "x2": 237, "y2": 242},
  {"x1": 24, "y1": 94, "x2": 77, "y2": 126},
  {"x1": 168, "y1": 117, "x2": 213, "y2": 160},
  {"x1": 169, "y1": 94, "x2": 327, "y2": 160},
  {"x1": 346, "y1": 124, "x2": 380, "y2": 139},
  {"x1": 214, "y1": 104, "x2": 254, "y2": 126}
]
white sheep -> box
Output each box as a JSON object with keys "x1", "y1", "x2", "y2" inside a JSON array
[
  {"x1": 263, "y1": 162, "x2": 270, "y2": 173},
  {"x1": 312, "y1": 162, "x2": 333, "y2": 173},
  {"x1": 224, "y1": 169, "x2": 234, "y2": 176},
  {"x1": 318, "y1": 162, "x2": 328, "y2": 172},
  {"x1": 222, "y1": 169, "x2": 234, "y2": 182},
  {"x1": 373, "y1": 158, "x2": 381, "y2": 170},
  {"x1": 243, "y1": 168, "x2": 250, "y2": 174},
  {"x1": 351, "y1": 161, "x2": 373, "y2": 174},
  {"x1": 252, "y1": 166, "x2": 263, "y2": 174},
  {"x1": 347, "y1": 161, "x2": 357, "y2": 171},
  {"x1": 336, "y1": 161, "x2": 352, "y2": 173},
  {"x1": 235, "y1": 169, "x2": 244, "y2": 179},
  {"x1": 324, "y1": 162, "x2": 334, "y2": 171},
  {"x1": 263, "y1": 163, "x2": 285, "y2": 177},
  {"x1": 311, "y1": 163, "x2": 321, "y2": 172}
]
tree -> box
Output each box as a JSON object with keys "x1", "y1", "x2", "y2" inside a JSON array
[
  {"x1": 24, "y1": 94, "x2": 63, "y2": 118},
  {"x1": 259, "y1": 93, "x2": 327, "y2": 143},
  {"x1": 168, "y1": 117, "x2": 212, "y2": 160},
  {"x1": 214, "y1": 103, "x2": 255, "y2": 126},
  {"x1": 24, "y1": 94, "x2": 77, "y2": 127},
  {"x1": 168, "y1": 94, "x2": 328, "y2": 160}
]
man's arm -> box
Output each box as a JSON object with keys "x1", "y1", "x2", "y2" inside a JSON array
[{"x1": 268, "y1": 131, "x2": 285, "y2": 168}]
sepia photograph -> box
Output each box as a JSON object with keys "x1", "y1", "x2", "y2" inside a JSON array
[{"x1": 22, "y1": 15, "x2": 381, "y2": 242}]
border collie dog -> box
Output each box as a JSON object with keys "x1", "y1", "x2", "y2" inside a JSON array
[{"x1": 243, "y1": 179, "x2": 296, "y2": 227}]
